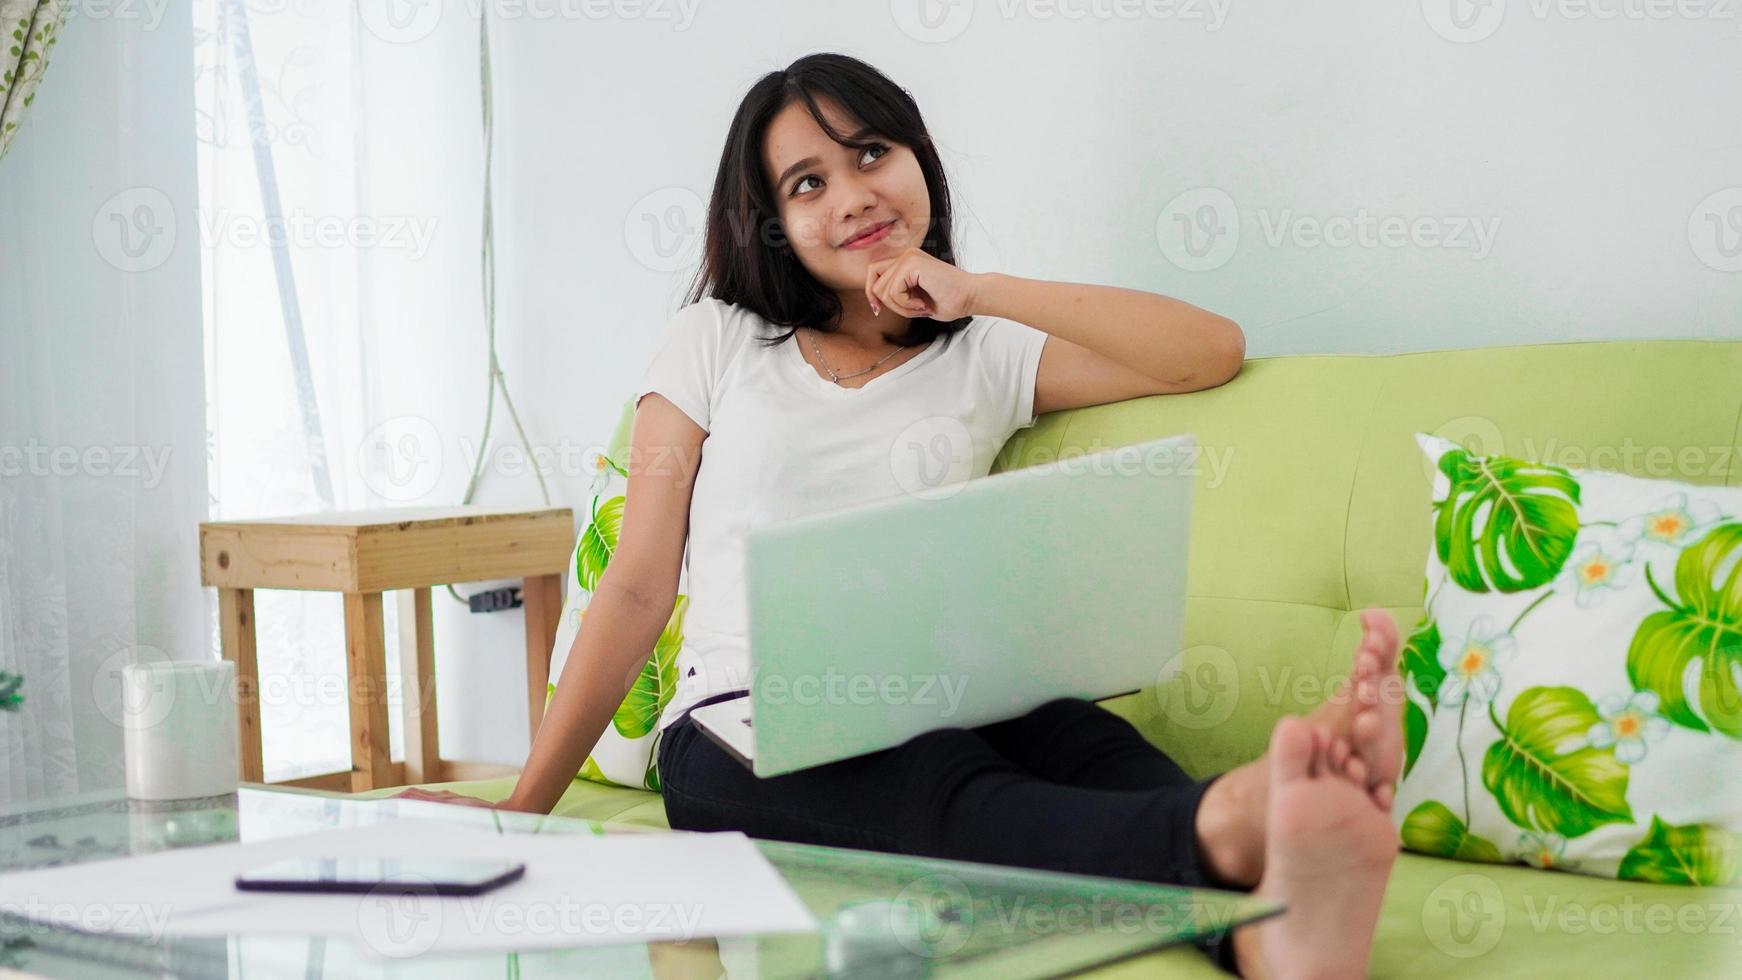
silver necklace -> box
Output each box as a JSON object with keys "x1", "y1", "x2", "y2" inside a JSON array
[{"x1": 806, "y1": 327, "x2": 908, "y2": 385}]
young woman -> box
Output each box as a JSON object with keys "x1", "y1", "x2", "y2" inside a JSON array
[{"x1": 400, "y1": 53, "x2": 1406, "y2": 978}]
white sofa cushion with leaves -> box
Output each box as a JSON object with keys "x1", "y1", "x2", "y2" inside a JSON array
[
  {"x1": 544, "y1": 449, "x2": 687, "y2": 791},
  {"x1": 1394, "y1": 433, "x2": 1742, "y2": 884}
]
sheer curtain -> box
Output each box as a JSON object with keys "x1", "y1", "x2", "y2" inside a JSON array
[
  {"x1": 0, "y1": 2, "x2": 209, "y2": 803},
  {"x1": 193, "y1": 0, "x2": 489, "y2": 780}
]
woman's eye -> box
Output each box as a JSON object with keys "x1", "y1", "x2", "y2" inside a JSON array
[{"x1": 789, "y1": 145, "x2": 888, "y2": 197}]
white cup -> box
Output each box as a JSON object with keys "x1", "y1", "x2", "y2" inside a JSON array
[{"x1": 121, "y1": 661, "x2": 240, "y2": 800}]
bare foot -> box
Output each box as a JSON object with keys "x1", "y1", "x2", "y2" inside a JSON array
[
  {"x1": 1193, "y1": 609, "x2": 1403, "y2": 886},
  {"x1": 1231, "y1": 718, "x2": 1398, "y2": 980},
  {"x1": 1344, "y1": 609, "x2": 1405, "y2": 810},
  {"x1": 1311, "y1": 608, "x2": 1403, "y2": 804}
]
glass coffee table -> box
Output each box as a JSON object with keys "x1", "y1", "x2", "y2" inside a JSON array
[{"x1": 0, "y1": 786, "x2": 1276, "y2": 978}]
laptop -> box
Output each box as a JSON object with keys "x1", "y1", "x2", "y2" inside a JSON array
[{"x1": 689, "y1": 432, "x2": 1198, "y2": 777}]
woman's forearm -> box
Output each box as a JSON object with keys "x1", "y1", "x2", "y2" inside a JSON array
[{"x1": 503, "y1": 569, "x2": 676, "y2": 814}]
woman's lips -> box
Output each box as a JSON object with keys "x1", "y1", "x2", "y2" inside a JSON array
[{"x1": 841, "y1": 221, "x2": 894, "y2": 249}]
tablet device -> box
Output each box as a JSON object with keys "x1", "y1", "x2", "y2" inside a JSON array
[{"x1": 235, "y1": 856, "x2": 526, "y2": 896}]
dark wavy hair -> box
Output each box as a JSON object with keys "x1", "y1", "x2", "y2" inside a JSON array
[{"x1": 683, "y1": 53, "x2": 971, "y2": 353}]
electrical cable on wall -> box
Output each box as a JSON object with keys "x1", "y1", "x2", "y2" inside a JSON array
[{"x1": 449, "y1": 8, "x2": 552, "y2": 607}]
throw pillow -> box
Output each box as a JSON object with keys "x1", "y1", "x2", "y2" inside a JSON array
[
  {"x1": 544, "y1": 447, "x2": 688, "y2": 792},
  {"x1": 1395, "y1": 432, "x2": 1742, "y2": 884}
]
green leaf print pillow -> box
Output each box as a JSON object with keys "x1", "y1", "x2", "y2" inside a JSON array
[
  {"x1": 544, "y1": 449, "x2": 688, "y2": 792},
  {"x1": 1395, "y1": 433, "x2": 1742, "y2": 884}
]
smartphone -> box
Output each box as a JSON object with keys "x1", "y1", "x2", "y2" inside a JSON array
[{"x1": 235, "y1": 857, "x2": 526, "y2": 896}]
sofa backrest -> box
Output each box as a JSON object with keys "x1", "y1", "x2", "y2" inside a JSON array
[
  {"x1": 990, "y1": 339, "x2": 1742, "y2": 775},
  {"x1": 612, "y1": 339, "x2": 1742, "y2": 777}
]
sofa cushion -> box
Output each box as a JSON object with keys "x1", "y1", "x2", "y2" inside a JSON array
[
  {"x1": 543, "y1": 400, "x2": 689, "y2": 792},
  {"x1": 1391, "y1": 432, "x2": 1742, "y2": 882}
]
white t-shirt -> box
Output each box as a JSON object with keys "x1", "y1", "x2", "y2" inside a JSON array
[{"x1": 633, "y1": 297, "x2": 1050, "y2": 731}]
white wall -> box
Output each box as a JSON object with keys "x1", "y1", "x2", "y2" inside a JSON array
[{"x1": 409, "y1": 2, "x2": 1742, "y2": 765}]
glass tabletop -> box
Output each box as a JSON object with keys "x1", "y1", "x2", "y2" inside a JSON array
[{"x1": 0, "y1": 786, "x2": 1278, "y2": 979}]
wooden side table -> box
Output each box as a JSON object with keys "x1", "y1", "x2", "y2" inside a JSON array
[{"x1": 199, "y1": 506, "x2": 573, "y2": 792}]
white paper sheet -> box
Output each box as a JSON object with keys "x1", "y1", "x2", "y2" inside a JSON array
[{"x1": 0, "y1": 819, "x2": 815, "y2": 959}]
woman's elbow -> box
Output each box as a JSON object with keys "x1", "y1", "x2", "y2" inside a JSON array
[{"x1": 1193, "y1": 317, "x2": 1245, "y2": 389}]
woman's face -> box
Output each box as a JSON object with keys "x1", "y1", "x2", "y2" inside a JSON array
[{"x1": 761, "y1": 96, "x2": 932, "y2": 297}]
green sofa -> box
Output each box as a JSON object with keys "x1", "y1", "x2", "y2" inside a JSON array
[{"x1": 367, "y1": 337, "x2": 1742, "y2": 976}]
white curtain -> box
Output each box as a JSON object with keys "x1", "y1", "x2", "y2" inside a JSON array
[
  {"x1": 193, "y1": 0, "x2": 490, "y2": 780},
  {"x1": 0, "y1": 2, "x2": 210, "y2": 803}
]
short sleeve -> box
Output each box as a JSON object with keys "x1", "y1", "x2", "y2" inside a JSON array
[
  {"x1": 634, "y1": 300, "x2": 727, "y2": 433},
  {"x1": 975, "y1": 316, "x2": 1051, "y2": 433}
]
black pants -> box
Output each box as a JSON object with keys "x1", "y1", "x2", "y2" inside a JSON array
[{"x1": 656, "y1": 694, "x2": 1243, "y2": 972}]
